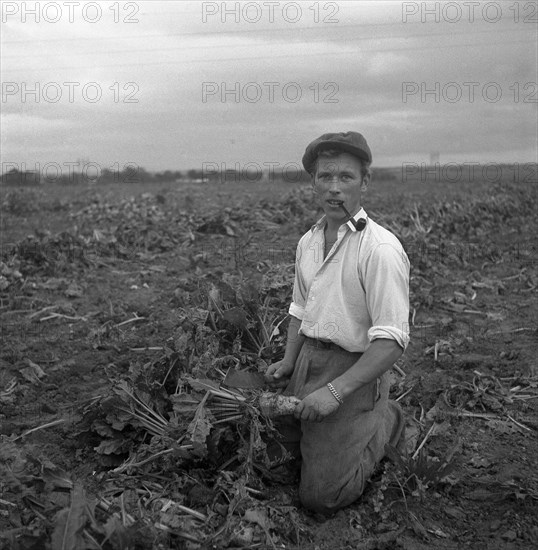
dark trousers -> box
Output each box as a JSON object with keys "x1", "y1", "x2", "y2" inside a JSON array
[{"x1": 277, "y1": 339, "x2": 405, "y2": 514}]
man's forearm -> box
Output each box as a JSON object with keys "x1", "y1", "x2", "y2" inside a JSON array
[
  {"x1": 282, "y1": 315, "x2": 306, "y2": 366},
  {"x1": 331, "y1": 339, "x2": 403, "y2": 400}
]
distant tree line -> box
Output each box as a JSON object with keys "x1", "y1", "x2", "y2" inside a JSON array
[
  {"x1": 0, "y1": 167, "x2": 194, "y2": 186},
  {"x1": 0, "y1": 165, "x2": 396, "y2": 186}
]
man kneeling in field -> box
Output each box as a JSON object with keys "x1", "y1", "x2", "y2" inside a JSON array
[{"x1": 265, "y1": 131, "x2": 409, "y2": 515}]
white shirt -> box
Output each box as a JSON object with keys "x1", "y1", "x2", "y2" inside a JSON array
[{"x1": 288, "y1": 208, "x2": 410, "y2": 352}]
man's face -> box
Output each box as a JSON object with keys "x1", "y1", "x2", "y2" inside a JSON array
[{"x1": 312, "y1": 152, "x2": 370, "y2": 225}]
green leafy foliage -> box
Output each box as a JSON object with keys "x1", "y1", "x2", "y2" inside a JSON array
[
  {"x1": 2, "y1": 179, "x2": 536, "y2": 548},
  {"x1": 50, "y1": 483, "x2": 88, "y2": 550},
  {"x1": 385, "y1": 444, "x2": 458, "y2": 498}
]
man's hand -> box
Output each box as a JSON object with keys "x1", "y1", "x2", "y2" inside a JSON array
[
  {"x1": 264, "y1": 360, "x2": 294, "y2": 388},
  {"x1": 294, "y1": 386, "x2": 341, "y2": 422}
]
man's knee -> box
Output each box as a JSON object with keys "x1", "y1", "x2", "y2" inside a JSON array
[
  {"x1": 299, "y1": 491, "x2": 343, "y2": 515},
  {"x1": 299, "y1": 487, "x2": 334, "y2": 515},
  {"x1": 299, "y1": 468, "x2": 366, "y2": 515}
]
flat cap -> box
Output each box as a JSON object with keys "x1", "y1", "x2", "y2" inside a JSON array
[{"x1": 302, "y1": 131, "x2": 372, "y2": 174}]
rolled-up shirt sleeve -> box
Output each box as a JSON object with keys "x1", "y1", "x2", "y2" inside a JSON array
[
  {"x1": 362, "y1": 243, "x2": 410, "y2": 350},
  {"x1": 288, "y1": 240, "x2": 308, "y2": 320}
]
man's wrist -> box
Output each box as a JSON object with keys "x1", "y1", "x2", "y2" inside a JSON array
[
  {"x1": 280, "y1": 358, "x2": 295, "y2": 371},
  {"x1": 326, "y1": 382, "x2": 344, "y2": 404},
  {"x1": 332, "y1": 377, "x2": 364, "y2": 400}
]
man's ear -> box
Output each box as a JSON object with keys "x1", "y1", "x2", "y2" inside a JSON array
[{"x1": 361, "y1": 173, "x2": 370, "y2": 191}]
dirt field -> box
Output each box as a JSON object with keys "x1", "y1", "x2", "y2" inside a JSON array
[{"x1": 1, "y1": 175, "x2": 537, "y2": 549}]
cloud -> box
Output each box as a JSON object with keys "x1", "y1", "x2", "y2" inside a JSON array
[{"x1": 1, "y1": 0, "x2": 536, "y2": 170}]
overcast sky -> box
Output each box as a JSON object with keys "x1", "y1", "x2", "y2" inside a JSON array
[{"x1": 1, "y1": 0, "x2": 537, "y2": 173}]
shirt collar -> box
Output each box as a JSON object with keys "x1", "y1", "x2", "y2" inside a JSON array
[{"x1": 311, "y1": 207, "x2": 368, "y2": 233}]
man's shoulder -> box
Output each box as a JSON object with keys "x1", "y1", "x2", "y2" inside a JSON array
[
  {"x1": 361, "y1": 218, "x2": 409, "y2": 268},
  {"x1": 297, "y1": 219, "x2": 323, "y2": 245},
  {"x1": 364, "y1": 217, "x2": 404, "y2": 251}
]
